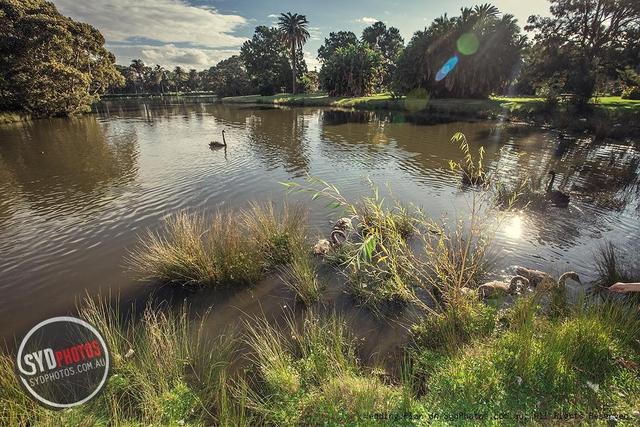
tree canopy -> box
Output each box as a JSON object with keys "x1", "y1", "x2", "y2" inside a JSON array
[
  {"x1": 317, "y1": 31, "x2": 359, "y2": 62},
  {"x1": 0, "y1": 0, "x2": 123, "y2": 116},
  {"x1": 240, "y1": 26, "x2": 305, "y2": 95},
  {"x1": 205, "y1": 55, "x2": 254, "y2": 97},
  {"x1": 525, "y1": 0, "x2": 640, "y2": 104},
  {"x1": 319, "y1": 43, "x2": 385, "y2": 96},
  {"x1": 393, "y1": 4, "x2": 525, "y2": 98},
  {"x1": 278, "y1": 12, "x2": 310, "y2": 94}
]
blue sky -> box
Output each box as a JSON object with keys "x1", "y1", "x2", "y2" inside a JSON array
[{"x1": 52, "y1": 0, "x2": 551, "y2": 70}]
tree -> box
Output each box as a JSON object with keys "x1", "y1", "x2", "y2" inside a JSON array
[
  {"x1": 319, "y1": 43, "x2": 385, "y2": 96},
  {"x1": 277, "y1": 12, "x2": 310, "y2": 94},
  {"x1": 173, "y1": 66, "x2": 186, "y2": 92},
  {"x1": 361, "y1": 21, "x2": 404, "y2": 87},
  {"x1": 0, "y1": 0, "x2": 123, "y2": 116},
  {"x1": 240, "y1": 26, "x2": 295, "y2": 95},
  {"x1": 129, "y1": 59, "x2": 147, "y2": 93},
  {"x1": 526, "y1": 0, "x2": 640, "y2": 105},
  {"x1": 317, "y1": 31, "x2": 358, "y2": 62},
  {"x1": 205, "y1": 55, "x2": 254, "y2": 97},
  {"x1": 187, "y1": 69, "x2": 199, "y2": 91},
  {"x1": 393, "y1": 4, "x2": 524, "y2": 98}
]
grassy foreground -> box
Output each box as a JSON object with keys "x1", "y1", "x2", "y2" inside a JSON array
[
  {"x1": 2, "y1": 169, "x2": 639, "y2": 424},
  {"x1": 1, "y1": 295, "x2": 638, "y2": 425}
]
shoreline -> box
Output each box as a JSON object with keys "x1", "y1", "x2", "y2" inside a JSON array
[{"x1": 220, "y1": 93, "x2": 640, "y2": 139}]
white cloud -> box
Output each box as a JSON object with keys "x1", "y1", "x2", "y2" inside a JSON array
[
  {"x1": 268, "y1": 13, "x2": 279, "y2": 18},
  {"x1": 308, "y1": 26, "x2": 322, "y2": 41},
  {"x1": 356, "y1": 17, "x2": 379, "y2": 24},
  {"x1": 51, "y1": 0, "x2": 249, "y2": 69},
  {"x1": 304, "y1": 51, "x2": 321, "y2": 72}
]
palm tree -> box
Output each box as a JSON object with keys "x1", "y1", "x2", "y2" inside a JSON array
[
  {"x1": 187, "y1": 69, "x2": 199, "y2": 92},
  {"x1": 277, "y1": 12, "x2": 310, "y2": 94},
  {"x1": 173, "y1": 66, "x2": 186, "y2": 92},
  {"x1": 151, "y1": 65, "x2": 166, "y2": 94},
  {"x1": 130, "y1": 59, "x2": 146, "y2": 93}
]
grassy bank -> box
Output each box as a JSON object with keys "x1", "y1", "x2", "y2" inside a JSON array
[
  {"x1": 2, "y1": 296, "x2": 638, "y2": 425},
  {"x1": 221, "y1": 92, "x2": 640, "y2": 111},
  {"x1": 221, "y1": 93, "x2": 640, "y2": 138},
  {"x1": 102, "y1": 91, "x2": 218, "y2": 99}
]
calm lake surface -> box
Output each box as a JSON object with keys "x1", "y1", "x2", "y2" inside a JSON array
[{"x1": 1, "y1": 98, "x2": 639, "y2": 346}]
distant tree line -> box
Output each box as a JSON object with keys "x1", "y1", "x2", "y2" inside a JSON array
[
  {"x1": 107, "y1": 0, "x2": 640, "y2": 105},
  {"x1": 1, "y1": 0, "x2": 639, "y2": 118}
]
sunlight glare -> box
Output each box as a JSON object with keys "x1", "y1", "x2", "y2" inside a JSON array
[{"x1": 504, "y1": 215, "x2": 524, "y2": 240}]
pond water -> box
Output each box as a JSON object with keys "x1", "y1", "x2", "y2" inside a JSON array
[{"x1": 1, "y1": 98, "x2": 639, "y2": 353}]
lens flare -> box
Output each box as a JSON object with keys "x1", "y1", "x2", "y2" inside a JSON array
[
  {"x1": 457, "y1": 32, "x2": 480, "y2": 55},
  {"x1": 435, "y1": 55, "x2": 458, "y2": 82},
  {"x1": 403, "y1": 87, "x2": 429, "y2": 112}
]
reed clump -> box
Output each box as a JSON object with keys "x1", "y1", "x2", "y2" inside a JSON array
[
  {"x1": 242, "y1": 310, "x2": 409, "y2": 425},
  {"x1": 278, "y1": 243, "x2": 324, "y2": 306},
  {"x1": 128, "y1": 202, "x2": 307, "y2": 287},
  {"x1": 493, "y1": 176, "x2": 548, "y2": 211}
]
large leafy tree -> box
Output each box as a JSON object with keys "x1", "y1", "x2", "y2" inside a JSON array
[
  {"x1": 393, "y1": 4, "x2": 524, "y2": 98},
  {"x1": 317, "y1": 31, "x2": 358, "y2": 62},
  {"x1": 205, "y1": 55, "x2": 254, "y2": 97},
  {"x1": 319, "y1": 43, "x2": 385, "y2": 96},
  {"x1": 240, "y1": 26, "x2": 294, "y2": 95},
  {"x1": 277, "y1": 12, "x2": 310, "y2": 94},
  {"x1": 361, "y1": 21, "x2": 404, "y2": 87},
  {"x1": 526, "y1": 0, "x2": 640, "y2": 104},
  {"x1": 0, "y1": 0, "x2": 123, "y2": 116}
]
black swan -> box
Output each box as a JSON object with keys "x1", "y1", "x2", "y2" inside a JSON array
[
  {"x1": 209, "y1": 130, "x2": 227, "y2": 148},
  {"x1": 545, "y1": 171, "x2": 570, "y2": 207}
]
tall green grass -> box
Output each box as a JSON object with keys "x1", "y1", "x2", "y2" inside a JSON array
[
  {"x1": 0, "y1": 296, "x2": 243, "y2": 426},
  {"x1": 128, "y1": 202, "x2": 307, "y2": 287},
  {"x1": 242, "y1": 310, "x2": 410, "y2": 425},
  {"x1": 420, "y1": 297, "x2": 640, "y2": 419}
]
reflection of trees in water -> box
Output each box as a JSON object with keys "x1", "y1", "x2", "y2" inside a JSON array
[
  {"x1": 0, "y1": 116, "x2": 139, "y2": 218},
  {"x1": 319, "y1": 110, "x2": 500, "y2": 177},
  {"x1": 245, "y1": 107, "x2": 311, "y2": 176},
  {"x1": 96, "y1": 97, "x2": 218, "y2": 122}
]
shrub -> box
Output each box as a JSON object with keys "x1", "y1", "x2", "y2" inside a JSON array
[{"x1": 621, "y1": 85, "x2": 640, "y2": 100}]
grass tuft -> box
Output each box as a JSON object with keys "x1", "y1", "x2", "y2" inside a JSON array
[{"x1": 128, "y1": 202, "x2": 307, "y2": 287}]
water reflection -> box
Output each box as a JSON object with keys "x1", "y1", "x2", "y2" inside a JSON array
[
  {"x1": 245, "y1": 107, "x2": 311, "y2": 176},
  {"x1": 0, "y1": 117, "x2": 138, "y2": 220},
  {"x1": 1, "y1": 101, "x2": 639, "y2": 343}
]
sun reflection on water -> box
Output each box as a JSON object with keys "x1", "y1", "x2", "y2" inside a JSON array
[{"x1": 504, "y1": 215, "x2": 524, "y2": 240}]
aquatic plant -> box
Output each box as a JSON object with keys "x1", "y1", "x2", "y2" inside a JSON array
[
  {"x1": 128, "y1": 202, "x2": 307, "y2": 287},
  {"x1": 448, "y1": 132, "x2": 488, "y2": 186},
  {"x1": 278, "y1": 243, "x2": 324, "y2": 306},
  {"x1": 284, "y1": 177, "x2": 432, "y2": 313},
  {"x1": 493, "y1": 176, "x2": 548, "y2": 211}
]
